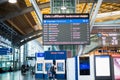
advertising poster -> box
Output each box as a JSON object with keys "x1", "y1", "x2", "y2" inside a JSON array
[{"x1": 113, "y1": 58, "x2": 120, "y2": 80}]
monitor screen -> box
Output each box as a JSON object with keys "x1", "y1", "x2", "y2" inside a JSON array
[
  {"x1": 45, "y1": 63, "x2": 52, "y2": 71},
  {"x1": 37, "y1": 63, "x2": 43, "y2": 71},
  {"x1": 57, "y1": 62, "x2": 64, "y2": 71},
  {"x1": 79, "y1": 57, "x2": 90, "y2": 75},
  {"x1": 95, "y1": 55, "x2": 110, "y2": 76},
  {"x1": 43, "y1": 14, "x2": 90, "y2": 45}
]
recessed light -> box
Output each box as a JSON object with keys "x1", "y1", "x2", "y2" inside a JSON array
[{"x1": 8, "y1": 0, "x2": 17, "y2": 3}]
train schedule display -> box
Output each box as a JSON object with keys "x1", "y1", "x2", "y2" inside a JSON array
[{"x1": 43, "y1": 14, "x2": 90, "y2": 45}]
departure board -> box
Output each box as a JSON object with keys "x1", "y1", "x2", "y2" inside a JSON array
[{"x1": 43, "y1": 14, "x2": 90, "y2": 45}]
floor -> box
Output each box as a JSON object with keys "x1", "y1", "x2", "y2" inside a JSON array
[
  {"x1": 0, "y1": 70, "x2": 66, "y2": 80},
  {"x1": 0, "y1": 71, "x2": 36, "y2": 80}
]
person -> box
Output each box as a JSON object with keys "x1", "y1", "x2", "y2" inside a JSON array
[
  {"x1": 47, "y1": 68, "x2": 52, "y2": 79},
  {"x1": 21, "y1": 64, "x2": 26, "y2": 74},
  {"x1": 26, "y1": 64, "x2": 29, "y2": 71},
  {"x1": 50, "y1": 64, "x2": 56, "y2": 80},
  {"x1": 9, "y1": 66, "x2": 12, "y2": 72},
  {"x1": 30, "y1": 60, "x2": 35, "y2": 75}
]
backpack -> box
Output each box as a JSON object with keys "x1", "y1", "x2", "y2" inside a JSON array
[
  {"x1": 50, "y1": 66, "x2": 55, "y2": 73},
  {"x1": 50, "y1": 66, "x2": 53, "y2": 72}
]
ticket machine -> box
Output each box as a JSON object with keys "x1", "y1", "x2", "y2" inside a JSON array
[
  {"x1": 67, "y1": 55, "x2": 95, "y2": 80},
  {"x1": 35, "y1": 51, "x2": 66, "y2": 79},
  {"x1": 35, "y1": 60, "x2": 44, "y2": 78},
  {"x1": 35, "y1": 53, "x2": 44, "y2": 79},
  {"x1": 56, "y1": 60, "x2": 66, "y2": 79},
  {"x1": 44, "y1": 60, "x2": 53, "y2": 78}
]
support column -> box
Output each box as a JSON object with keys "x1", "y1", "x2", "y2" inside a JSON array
[
  {"x1": 23, "y1": 44, "x2": 28, "y2": 65},
  {"x1": 18, "y1": 47, "x2": 21, "y2": 69},
  {"x1": 12, "y1": 46, "x2": 15, "y2": 71},
  {"x1": 78, "y1": 45, "x2": 84, "y2": 56}
]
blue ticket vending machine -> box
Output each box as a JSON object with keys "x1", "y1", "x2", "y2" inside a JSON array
[{"x1": 44, "y1": 51, "x2": 67, "y2": 79}]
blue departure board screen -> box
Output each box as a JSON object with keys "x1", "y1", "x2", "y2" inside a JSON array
[{"x1": 43, "y1": 14, "x2": 90, "y2": 45}]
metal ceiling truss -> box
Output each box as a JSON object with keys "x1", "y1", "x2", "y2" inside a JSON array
[
  {"x1": 0, "y1": 21, "x2": 43, "y2": 47},
  {"x1": 0, "y1": 21, "x2": 17, "y2": 35},
  {"x1": 0, "y1": 28, "x2": 12, "y2": 40},
  {"x1": 0, "y1": 21, "x2": 23, "y2": 46}
]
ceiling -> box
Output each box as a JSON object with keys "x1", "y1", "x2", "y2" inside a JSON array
[{"x1": 0, "y1": 0, "x2": 120, "y2": 47}]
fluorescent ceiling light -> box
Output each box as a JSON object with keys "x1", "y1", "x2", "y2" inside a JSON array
[
  {"x1": 61, "y1": 6, "x2": 67, "y2": 10},
  {"x1": 61, "y1": 0, "x2": 66, "y2": 10},
  {"x1": 8, "y1": 0, "x2": 17, "y2": 3}
]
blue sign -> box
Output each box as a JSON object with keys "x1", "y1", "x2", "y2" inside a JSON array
[
  {"x1": 0, "y1": 48, "x2": 12, "y2": 55},
  {"x1": 45, "y1": 51, "x2": 66, "y2": 60},
  {"x1": 36, "y1": 53, "x2": 44, "y2": 57}
]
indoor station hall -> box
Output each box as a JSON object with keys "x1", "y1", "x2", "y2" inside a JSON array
[{"x1": 0, "y1": 0, "x2": 120, "y2": 80}]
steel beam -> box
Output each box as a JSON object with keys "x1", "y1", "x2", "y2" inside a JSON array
[
  {"x1": 14, "y1": 30, "x2": 42, "y2": 43},
  {"x1": 30, "y1": 0, "x2": 42, "y2": 25},
  {"x1": 93, "y1": 24, "x2": 120, "y2": 29},
  {"x1": 19, "y1": 34, "x2": 42, "y2": 46},
  {"x1": 77, "y1": 0, "x2": 119, "y2": 3},
  {"x1": 22, "y1": 30, "x2": 42, "y2": 39},
  {"x1": 90, "y1": 0, "x2": 103, "y2": 32}
]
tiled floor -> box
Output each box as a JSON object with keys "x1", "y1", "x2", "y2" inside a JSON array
[
  {"x1": 0, "y1": 71, "x2": 36, "y2": 80},
  {"x1": 0, "y1": 71, "x2": 66, "y2": 80}
]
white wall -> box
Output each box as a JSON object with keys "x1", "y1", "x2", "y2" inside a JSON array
[
  {"x1": 67, "y1": 58, "x2": 75, "y2": 80},
  {"x1": 28, "y1": 40, "x2": 44, "y2": 56}
]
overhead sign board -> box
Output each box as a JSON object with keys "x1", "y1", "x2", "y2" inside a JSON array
[{"x1": 43, "y1": 14, "x2": 90, "y2": 45}]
